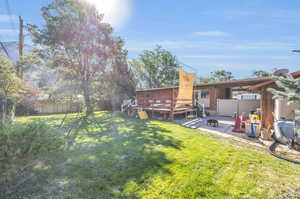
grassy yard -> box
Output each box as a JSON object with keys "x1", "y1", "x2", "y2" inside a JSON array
[{"x1": 13, "y1": 112, "x2": 300, "y2": 199}]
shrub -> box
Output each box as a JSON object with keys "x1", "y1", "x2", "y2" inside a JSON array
[
  {"x1": 15, "y1": 98, "x2": 38, "y2": 116},
  {"x1": 0, "y1": 121, "x2": 65, "y2": 182},
  {"x1": 15, "y1": 88, "x2": 40, "y2": 116}
]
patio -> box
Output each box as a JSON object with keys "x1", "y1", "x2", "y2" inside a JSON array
[
  {"x1": 174, "y1": 116, "x2": 300, "y2": 156},
  {"x1": 174, "y1": 116, "x2": 263, "y2": 147}
]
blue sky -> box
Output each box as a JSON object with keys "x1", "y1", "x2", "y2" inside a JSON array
[{"x1": 1, "y1": 0, "x2": 300, "y2": 78}]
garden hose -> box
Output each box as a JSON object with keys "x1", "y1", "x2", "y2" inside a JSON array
[{"x1": 268, "y1": 141, "x2": 300, "y2": 165}]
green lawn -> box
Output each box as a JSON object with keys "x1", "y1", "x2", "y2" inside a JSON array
[{"x1": 15, "y1": 112, "x2": 300, "y2": 199}]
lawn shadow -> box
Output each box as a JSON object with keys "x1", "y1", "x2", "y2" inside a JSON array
[
  {"x1": 8, "y1": 112, "x2": 182, "y2": 199},
  {"x1": 60, "y1": 112, "x2": 182, "y2": 198}
]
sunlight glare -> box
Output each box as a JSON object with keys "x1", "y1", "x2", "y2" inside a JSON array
[{"x1": 84, "y1": 0, "x2": 132, "y2": 29}]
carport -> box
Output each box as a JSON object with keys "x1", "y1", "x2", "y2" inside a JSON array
[
  {"x1": 249, "y1": 71, "x2": 300, "y2": 129},
  {"x1": 193, "y1": 77, "x2": 270, "y2": 116}
]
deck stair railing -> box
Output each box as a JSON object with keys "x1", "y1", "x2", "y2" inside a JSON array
[{"x1": 142, "y1": 98, "x2": 193, "y2": 110}]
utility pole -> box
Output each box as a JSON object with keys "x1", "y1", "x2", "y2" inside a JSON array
[{"x1": 18, "y1": 16, "x2": 24, "y2": 78}]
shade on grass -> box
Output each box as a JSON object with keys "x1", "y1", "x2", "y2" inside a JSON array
[{"x1": 14, "y1": 112, "x2": 300, "y2": 199}]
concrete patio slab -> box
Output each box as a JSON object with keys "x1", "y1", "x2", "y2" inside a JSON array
[
  {"x1": 174, "y1": 116, "x2": 264, "y2": 148},
  {"x1": 174, "y1": 116, "x2": 300, "y2": 156}
]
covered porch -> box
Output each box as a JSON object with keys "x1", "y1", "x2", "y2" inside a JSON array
[
  {"x1": 249, "y1": 71, "x2": 300, "y2": 129},
  {"x1": 193, "y1": 77, "x2": 269, "y2": 116}
]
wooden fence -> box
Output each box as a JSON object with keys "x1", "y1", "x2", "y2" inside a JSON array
[
  {"x1": 217, "y1": 99, "x2": 260, "y2": 117},
  {"x1": 35, "y1": 102, "x2": 82, "y2": 114}
]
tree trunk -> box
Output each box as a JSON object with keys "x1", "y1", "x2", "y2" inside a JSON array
[
  {"x1": 82, "y1": 79, "x2": 94, "y2": 116},
  {"x1": 8, "y1": 103, "x2": 15, "y2": 122},
  {"x1": 1, "y1": 99, "x2": 15, "y2": 123},
  {"x1": 111, "y1": 90, "x2": 122, "y2": 111},
  {"x1": 1, "y1": 101, "x2": 5, "y2": 121}
]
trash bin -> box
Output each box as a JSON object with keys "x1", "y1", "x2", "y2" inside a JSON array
[{"x1": 245, "y1": 121, "x2": 260, "y2": 137}]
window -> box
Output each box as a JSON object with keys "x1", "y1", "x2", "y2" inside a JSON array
[{"x1": 200, "y1": 90, "x2": 209, "y2": 99}]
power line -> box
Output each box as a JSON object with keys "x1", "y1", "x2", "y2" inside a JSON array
[
  {"x1": 178, "y1": 61, "x2": 198, "y2": 73},
  {"x1": 0, "y1": 0, "x2": 17, "y2": 58},
  {"x1": 18, "y1": 16, "x2": 24, "y2": 78},
  {"x1": 0, "y1": 40, "x2": 10, "y2": 57}
]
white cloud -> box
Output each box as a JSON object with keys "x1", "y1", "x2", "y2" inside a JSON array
[
  {"x1": 182, "y1": 54, "x2": 290, "y2": 60},
  {"x1": 231, "y1": 42, "x2": 295, "y2": 51},
  {"x1": 0, "y1": 29, "x2": 18, "y2": 35},
  {"x1": 126, "y1": 47, "x2": 145, "y2": 52},
  {"x1": 194, "y1": 31, "x2": 230, "y2": 37},
  {"x1": 126, "y1": 39, "x2": 298, "y2": 52},
  {"x1": 202, "y1": 9, "x2": 300, "y2": 25},
  {"x1": 0, "y1": 14, "x2": 17, "y2": 23}
]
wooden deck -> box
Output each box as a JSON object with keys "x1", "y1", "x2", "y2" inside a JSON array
[
  {"x1": 133, "y1": 106, "x2": 197, "y2": 120},
  {"x1": 134, "y1": 87, "x2": 198, "y2": 120}
]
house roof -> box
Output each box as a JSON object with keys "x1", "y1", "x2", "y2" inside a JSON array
[
  {"x1": 136, "y1": 77, "x2": 271, "y2": 92},
  {"x1": 136, "y1": 86, "x2": 178, "y2": 92},
  {"x1": 249, "y1": 70, "x2": 300, "y2": 91},
  {"x1": 194, "y1": 77, "x2": 270, "y2": 88}
]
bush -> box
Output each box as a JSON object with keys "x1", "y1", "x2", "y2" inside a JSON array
[
  {"x1": 15, "y1": 99, "x2": 38, "y2": 116},
  {"x1": 15, "y1": 88, "x2": 40, "y2": 116},
  {"x1": 0, "y1": 121, "x2": 65, "y2": 182}
]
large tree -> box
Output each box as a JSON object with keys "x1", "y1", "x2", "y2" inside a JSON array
[
  {"x1": 210, "y1": 70, "x2": 234, "y2": 81},
  {"x1": 131, "y1": 45, "x2": 180, "y2": 88},
  {"x1": 268, "y1": 75, "x2": 300, "y2": 122},
  {"x1": 94, "y1": 38, "x2": 136, "y2": 110},
  {"x1": 199, "y1": 77, "x2": 213, "y2": 83},
  {"x1": 28, "y1": 0, "x2": 115, "y2": 116},
  {"x1": 252, "y1": 70, "x2": 271, "y2": 77},
  {"x1": 109, "y1": 39, "x2": 135, "y2": 110}
]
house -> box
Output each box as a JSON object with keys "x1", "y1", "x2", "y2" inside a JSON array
[{"x1": 135, "y1": 76, "x2": 271, "y2": 119}]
